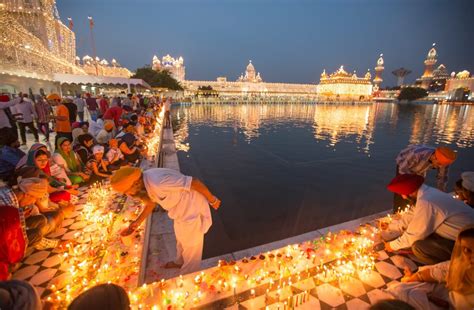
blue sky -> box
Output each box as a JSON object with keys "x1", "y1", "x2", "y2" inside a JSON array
[{"x1": 57, "y1": 0, "x2": 473, "y2": 85}]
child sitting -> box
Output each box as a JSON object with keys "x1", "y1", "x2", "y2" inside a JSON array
[{"x1": 106, "y1": 139, "x2": 125, "y2": 171}]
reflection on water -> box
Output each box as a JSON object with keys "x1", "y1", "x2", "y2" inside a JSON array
[
  {"x1": 409, "y1": 104, "x2": 473, "y2": 148},
  {"x1": 172, "y1": 102, "x2": 474, "y2": 258},
  {"x1": 174, "y1": 103, "x2": 473, "y2": 153}
]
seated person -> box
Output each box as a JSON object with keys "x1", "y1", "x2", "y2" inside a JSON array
[
  {"x1": 386, "y1": 225, "x2": 474, "y2": 310},
  {"x1": 0, "y1": 178, "x2": 66, "y2": 251},
  {"x1": 53, "y1": 138, "x2": 90, "y2": 185},
  {"x1": 11, "y1": 166, "x2": 72, "y2": 235},
  {"x1": 455, "y1": 172, "x2": 474, "y2": 208},
  {"x1": 382, "y1": 174, "x2": 474, "y2": 265},
  {"x1": 17, "y1": 144, "x2": 78, "y2": 203},
  {"x1": 0, "y1": 280, "x2": 41, "y2": 308},
  {"x1": 96, "y1": 120, "x2": 114, "y2": 145},
  {"x1": 86, "y1": 145, "x2": 112, "y2": 183},
  {"x1": 106, "y1": 139, "x2": 125, "y2": 170},
  {"x1": 117, "y1": 133, "x2": 141, "y2": 164},
  {"x1": 74, "y1": 134, "x2": 94, "y2": 164},
  {"x1": 0, "y1": 128, "x2": 25, "y2": 182}
]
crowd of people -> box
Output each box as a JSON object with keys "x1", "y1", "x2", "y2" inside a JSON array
[{"x1": 0, "y1": 91, "x2": 171, "y2": 281}]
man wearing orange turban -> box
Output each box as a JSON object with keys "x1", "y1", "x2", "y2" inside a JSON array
[
  {"x1": 393, "y1": 145, "x2": 457, "y2": 212},
  {"x1": 110, "y1": 167, "x2": 221, "y2": 274},
  {"x1": 382, "y1": 174, "x2": 474, "y2": 265}
]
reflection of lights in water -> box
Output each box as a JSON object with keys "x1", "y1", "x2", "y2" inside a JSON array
[
  {"x1": 313, "y1": 104, "x2": 376, "y2": 153},
  {"x1": 174, "y1": 113, "x2": 190, "y2": 152},
  {"x1": 173, "y1": 102, "x2": 473, "y2": 155},
  {"x1": 409, "y1": 104, "x2": 473, "y2": 148}
]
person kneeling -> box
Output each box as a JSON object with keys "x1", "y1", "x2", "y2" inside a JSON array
[{"x1": 382, "y1": 174, "x2": 474, "y2": 265}]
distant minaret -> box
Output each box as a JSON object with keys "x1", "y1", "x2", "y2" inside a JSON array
[
  {"x1": 373, "y1": 53, "x2": 384, "y2": 91},
  {"x1": 421, "y1": 43, "x2": 437, "y2": 89}
]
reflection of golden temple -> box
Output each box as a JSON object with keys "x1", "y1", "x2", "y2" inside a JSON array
[
  {"x1": 173, "y1": 103, "x2": 377, "y2": 151},
  {"x1": 312, "y1": 104, "x2": 376, "y2": 152},
  {"x1": 317, "y1": 66, "x2": 373, "y2": 100}
]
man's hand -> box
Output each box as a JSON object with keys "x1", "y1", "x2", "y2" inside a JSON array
[
  {"x1": 209, "y1": 196, "x2": 221, "y2": 210},
  {"x1": 384, "y1": 241, "x2": 394, "y2": 252}
]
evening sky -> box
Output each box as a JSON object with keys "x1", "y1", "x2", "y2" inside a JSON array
[{"x1": 57, "y1": 0, "x2": 473, "y2": 86}]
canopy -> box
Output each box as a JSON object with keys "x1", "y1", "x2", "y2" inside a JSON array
[{"x1": 53, "y1": 73, "x2": 150, "y2": 88}]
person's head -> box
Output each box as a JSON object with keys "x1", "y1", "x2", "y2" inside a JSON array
[
  {"x1": 46, "y1": 93, "x2": 61, "y2": 106},
  {"x1": 123, "y1": 123, "x2": 135, "y2": 133},
  {"x1": 458, "y1": 227, "x2": 474, "y2": 266},
  {"x1": 80, "y1": 121, "x2": 89, "y2": 132},
  {"x1": 72, "y1": 122, "x2": 81, "y2": 129},
  {"x1": 58, "y1": 138, "x2": 72, "y2": 154},
  {"x1": 0, "y1": 280, "x2": 41, "y2": 310},
  {"x1": 0, "y1": 94, "x2": 10, "y2": 103},
  {"x1": 104, "y1": 121, "x2": 114, "y2": 133},
  {"x1": 387, "y1": 174, "x2": 424, "y2": 201},
  {"x1": 431, "y1": 146, "x2": 457, "y2": 168},
  {"x1": 86, "y1": 92, "x2": 92, "y2": 98},
  {"x1": 78, "y1": 134, "x2": 94, "y2": 148},
  {"x1": 369, "y1": 299, "x2": 415, "y2": 310},
  {"x1": 122, "y1": 105, "x2": 133, "y2": 113},
  {"x1": 16, "y1": 177, "x2": 48, "y2": 207},
  {"x1": 127, "y1": 93, "x2": 132, "y2": 99},
  {"x1": 33, "y1": 149, "x2": 50, "y2": 170},
  {"x1": 0, "y1": 127, "x2": 20, "y2": 148},
  {"x1": 108, "y1": 138, "x2": 118, "y2": 148},
  {"x1": 68, "y1": 283, "x2": 130, "y2": 310},
  {"x1": 110, "y1": 167, "x2": 143, "y2": 196},
  {"x1": 92, "y1": 145, "x2": 104, "y2": 160},
  {"x1": 459, "y1": 172, "x2": 474, "y2": 207}
]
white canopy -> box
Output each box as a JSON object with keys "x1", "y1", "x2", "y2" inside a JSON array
[{"x1": 53, "y1": 73, "x2": 150, "y2": 88}]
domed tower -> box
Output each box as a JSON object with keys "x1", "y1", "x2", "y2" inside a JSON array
[
  {"x1": 245, "y1": 60, "x2": 256, "y2": 82},
  {"x1": 421, "y1": 43, "x2": 437, "y2": 89},
  {"x1": 373, "y1": 54, "x2": 384, "y2": 91}
]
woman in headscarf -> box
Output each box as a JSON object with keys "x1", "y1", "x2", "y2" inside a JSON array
[
  {"x1": 386, "y1": 225, "x2": 474, "y2": 310},
  {"x1": 74, "y1": 133, "x2": 94, "y2": 164},
  {"x1": 118, "y1": 132, "x2": 141, "y2": 163},
  {"x1": 18, "y1": 144, "x2": 77, "y2": 203},
  {"x1": 52, "y1": 138, "x2": 90, "y2": 185}
]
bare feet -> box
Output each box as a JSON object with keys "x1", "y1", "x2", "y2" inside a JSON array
[{"x1": 162, "y1": 261, "x2": 182, "y2": 269}]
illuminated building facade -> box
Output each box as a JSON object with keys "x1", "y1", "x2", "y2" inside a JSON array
[
  {"x1": 0, "y1": 0, "x2": 135, "y2": 94},
  {"x1": 184, "y1": 60, "x2": 317, "y2": 98},
  {"x1": 445, "y1": 70, "x2": 474, "y2": 101},
  {"x1": 152, "y1": 54, "x2": 186, "y2": 81},
  {"x1": 317, "y1": 66, "x2": 373, "y2": 100},
  {"x1": 78, "y1": 56, "x2": 132, "y2": 78}
]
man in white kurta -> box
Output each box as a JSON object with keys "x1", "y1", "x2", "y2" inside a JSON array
[
  {"x1": 143, "y1": 168, "x2": 213, "y2": 273},
  {"x1": 384, "y1": 175, "x2": 474, "y2": 264},
  {"x1": 111, "y1": 167, "x2": 220, "y2": 274}
]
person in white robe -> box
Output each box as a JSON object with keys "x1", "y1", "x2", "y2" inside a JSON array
[{"x1": 110, "y1": 167, "x2": 221, "y2": 274}]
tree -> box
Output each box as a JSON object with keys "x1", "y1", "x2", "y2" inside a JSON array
[
  {"x1": 398, "y1": 87, "x2": 428, "y2": 101},
  {"x1": 132, "y1": 66, "x2": 183, "y2": 90}
]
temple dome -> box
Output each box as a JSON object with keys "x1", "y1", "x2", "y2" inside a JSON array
[
  {"x1": 377, "y1": 54, "x2": 384, "y2": 66},
  {"x1": 246, "y1": 60, "x2": 255, "y2": 72},
  {"x1": 427, "y1": 44, "x2": 437, "y2": 59}
]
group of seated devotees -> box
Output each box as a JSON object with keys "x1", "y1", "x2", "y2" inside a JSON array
[{"x1": 380, "y1": 144, "x2": 474, "y2": 309}]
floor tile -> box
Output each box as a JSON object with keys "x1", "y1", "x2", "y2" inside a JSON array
[
  {"x1": 346, "y1": 297, "x2": 370, "y2": 310},
  {"x1": 13, "y1": 265, "x2": 40, "y2": 280},
  {"x1": 24, "y1": 251, "x2": 50, "y2": 265},
  {"x1": 29, "y1": 268, "x2": 57, "y2": 286},
  {"x1": 61, "y1": 230, "x2": 80, "y2": 240},
  {"x1": 61, "y1": 218, "x2": 75, "y2": 227},
  {"x1": 316, "y1": 283, "x2": 345, "y2": 308},
  {"x1": 339, "y1": 277, "x2": 366, "y2": 297},
  {"x1": 47, "y1": 227, "x2": 68, "y2": 238},
  {"x1": 377, "y1": 250, "x2": 389, "y2": 261},
  {"x1": 69, "y1": 221, "x2": 87, "y2": 230},
  {"x1": 42, "y1": 254, "x2": 62, "y2": 268},
  {"x1": 358, "y1": 270, "x2": 385, "y2": 288},
  {"x1": 375, "y1": 261, "x2": 403, "y2": 280}
]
